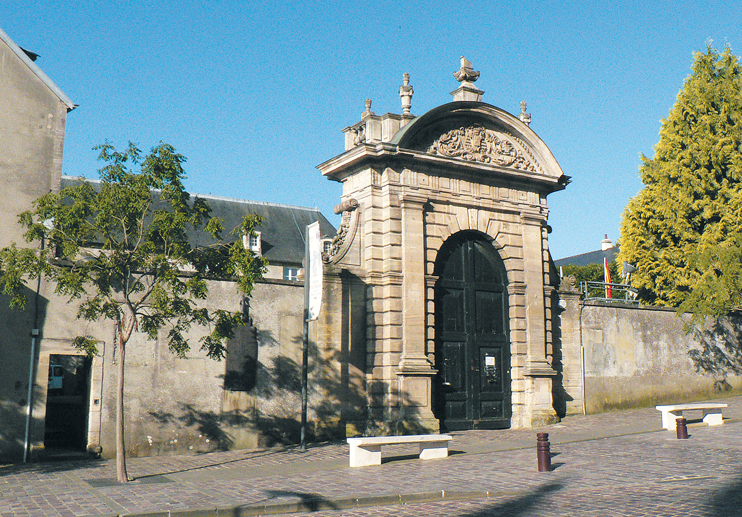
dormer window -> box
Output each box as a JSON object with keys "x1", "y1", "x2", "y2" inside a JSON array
[{"x1": 242, "y1": 232, "x2": 262, "y2": 255}]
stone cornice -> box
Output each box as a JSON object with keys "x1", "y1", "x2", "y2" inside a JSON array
[
  {"x1": 427, "y1": 197, "x2": 523, "y2": 217},
  {"x1": 366, "y1": 272, "x2": 404, "y2": 285},
  {"x1": 425, "y1": 274, "x2": 439, "y2": 287},
  {"x1": 524, "y1": 359, "x2": 557, "y2": 377},
  {"x1": 520, "y1": 211, "x2": 548, "y2": 225},
  {"x1": 318, "y1": 144, "x2": 567, "y2": 194},
  {"x1": 400, "y1": 192, "x2": 428, "y2": 208},
  {"x1": 509, "y1": 282, "x2": 527, "y2": 296}
]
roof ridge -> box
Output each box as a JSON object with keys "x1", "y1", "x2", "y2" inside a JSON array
[{"x1": 60, "y1": 175, "x2": 321, "y2": 213}]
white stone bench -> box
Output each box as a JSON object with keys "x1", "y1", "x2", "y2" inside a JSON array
[
  {"x1": 655, "y1": 403, "x2": 728, "y2": 430},
  {"x1": 346, "y1": 434, "x2": 453, "y2": 467}
]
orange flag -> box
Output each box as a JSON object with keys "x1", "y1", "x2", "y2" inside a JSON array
[{"x1": 604, "y1": 257, "x2": 612, "y2": 298}]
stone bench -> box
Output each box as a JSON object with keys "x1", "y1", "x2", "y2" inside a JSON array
[
  {"x1": 655, "y1": 403, "x2": 728, "y2": 430},
  {"x1": 346, "y1": 434, "x2": 453, "y2": 467}
]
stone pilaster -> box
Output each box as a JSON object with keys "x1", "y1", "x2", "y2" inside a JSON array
[
  {"x1": 397, "y1": 193, "x2": 438, "y2": 431},
  {"x1": 556, "y1": 276, "x2": 585, "y2": 416},
  {"x1": 520, "y1": 212, "x2": 558, "y2": 426}
]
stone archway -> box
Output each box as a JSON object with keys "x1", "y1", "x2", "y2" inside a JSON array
[
  {"x1": 318, "y1": 59, "x2": 569, "y2": 432},
  {"x1": 434, "y1": 231, "x2": 510, "y2": 430}
]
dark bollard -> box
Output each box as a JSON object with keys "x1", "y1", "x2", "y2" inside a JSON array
[
  {"x1": 676, "y1": 417, "x2": 689, "y2": 439},
  {"x1": 537, "y1": 432, "x2": 551, "y2": 472}
]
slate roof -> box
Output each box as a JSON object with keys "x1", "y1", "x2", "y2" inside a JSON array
[
  {"x1": 60, "y1": 176, "x2": 336, "y2": 266},
  {"x1": 194, "y1": 194, "x2": 336, "y2": 265},
  {"x1": 553, "y1": 245, "x2": 620, "y2": 268}
]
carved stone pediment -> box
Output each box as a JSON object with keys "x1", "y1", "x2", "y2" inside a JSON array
[{"x1": 427, "y1": 125, "x2": 542, "y2": 173}]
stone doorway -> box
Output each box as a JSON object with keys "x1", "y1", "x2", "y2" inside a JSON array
[
  {"x1": 434, "y1": 232, "x2": 511, "y2": 430},
  {"x1": 318, "y1": 58, "x2": 569, "y2": 431},
  {"x1": 44, "y1": 354, "x2": 92, "y2": 450}
]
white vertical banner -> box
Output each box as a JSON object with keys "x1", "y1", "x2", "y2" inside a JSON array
[{"x1": 306, "y1": 221, "x2": 323, "y2": 321}]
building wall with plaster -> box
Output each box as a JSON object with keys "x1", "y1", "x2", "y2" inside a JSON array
[{"x1": 556, "y1": 286, "x2": 742, "y2": 415}]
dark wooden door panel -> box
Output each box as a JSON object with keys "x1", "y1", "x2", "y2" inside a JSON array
[{"x1": 435, "y1": 233, "x2": 511, "y2": 430}]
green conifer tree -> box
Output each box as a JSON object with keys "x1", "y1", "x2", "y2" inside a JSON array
[{"x1": 620, "y1": 46, "x2": 742, "y2": 314}]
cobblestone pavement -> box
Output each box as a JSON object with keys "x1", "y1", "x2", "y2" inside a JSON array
[{"x1": 1, "y1": 396, "x2": 741, "y2": 517}]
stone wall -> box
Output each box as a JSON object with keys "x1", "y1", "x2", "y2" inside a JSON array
[
  {"x1": 0, "y1": 277, "x2": 308, "y2": 462},
  {"x1": 557, "y1": 296, "x2": 742, "y2": 415}
]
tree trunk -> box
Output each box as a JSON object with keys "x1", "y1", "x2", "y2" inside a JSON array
[{"x1": 115, "y1": 336, "x2": 128, "y2": 483}]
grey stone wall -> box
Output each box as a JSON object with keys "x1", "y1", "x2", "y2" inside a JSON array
[
  {"x1": 0, "y1": 277, "x2": 307, "y2": 462},
  {"x1": 557, "y1": 298, "x2": 742, "y2": 415}
]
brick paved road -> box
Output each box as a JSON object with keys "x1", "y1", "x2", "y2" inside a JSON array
[
  {"x1": 1, "y1": 396, "x2": 740, "y2": 517},
  {"x1": 267, "y1": 423, "x2": 742, "y2": 516}
]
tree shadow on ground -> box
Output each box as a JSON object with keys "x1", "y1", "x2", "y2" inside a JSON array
[
  {"x1": 689, "y1": 317, "x2": 742, "y2": 391},
  {"x1": 0, "y1": 457, "x2": 104, "y2": 477},
  {"x1": 461, "y1": 481, "x2": 564, "y2": 517},
  {"x1": 257, "y1": 490, "x2": 339, "y2": 512},
  {"x1": 704, "y1": 475, "x2": 742, "y2": 516}
]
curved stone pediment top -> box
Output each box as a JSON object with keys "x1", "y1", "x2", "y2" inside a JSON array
[
  {"x1": 390, "y1": 101, "x2": 566, "y2": 183},
  {"x1": 427, "y1": 124, "x2": 541, "y2": 174}
]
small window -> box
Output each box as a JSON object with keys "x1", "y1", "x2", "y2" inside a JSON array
[
  {"x1": 284, "y1": 267, "x2": 300, "y2": 281},
  {"x1": 323, "y1": 239, "x2": 332, "y2": 255},
  {"x1": 242, "y1": 232, "x2": 262, "y2": 255}
]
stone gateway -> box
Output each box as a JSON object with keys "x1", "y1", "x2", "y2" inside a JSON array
[{"x1": 316, "y1": 58, "x2": 570, "y2": 435}]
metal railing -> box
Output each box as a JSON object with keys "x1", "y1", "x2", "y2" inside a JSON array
[{"x1": 581, "y1": 281, "x2": 639, "y2": 304}]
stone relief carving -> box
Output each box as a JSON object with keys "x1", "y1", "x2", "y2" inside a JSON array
[
  {"x1": 324, "y1": 198, "x2": 359, "y2": 263},
  {"x1": 558, "y1": 275, "x2": 579, "y2": 293},
  {"x1": 352, "y1": 125, "x2": 366, "y2": 146},
  {"x1": 427, "y1": 125, "x2": 540, "y2": 172}
]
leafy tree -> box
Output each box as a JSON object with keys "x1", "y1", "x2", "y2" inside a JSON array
[
  {"x1": 561, "y1": 260, "x2": 621, "y2": 286},
  {"x1": 0, "y1": 142, "x2": 266, "y2": 483},
  {"x1": 620, "y1": 46, "x2": 742, "y2": 312}
]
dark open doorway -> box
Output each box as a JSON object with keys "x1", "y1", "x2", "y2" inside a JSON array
[
  {"x1": 434, "y1": 231, "x2": 511, "y2": 430},
  {"x1": 44, "y1": 354, "x2": 91, "y2": 451}
]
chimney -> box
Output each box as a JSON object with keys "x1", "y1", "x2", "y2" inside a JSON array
[{"x1": 601, "y1": 234, "x2": 614, "y2": 251}]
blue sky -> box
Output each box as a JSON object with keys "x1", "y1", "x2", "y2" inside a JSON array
[{"x1": 2, "y1": 1, "x2": 741, "y2": 258}]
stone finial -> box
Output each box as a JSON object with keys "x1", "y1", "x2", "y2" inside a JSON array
[
  {"x1": 399, "y1": 73, "x2": 413, "y2": 115},
  {"x1": 453, "y1": 56, "x2": 480, "y2": 83},
  {"x1": 519, "y1": 101, "x2": 531, "y2": 126},
  {"x1": 362, "y1": 99, "x2": 375, "y2": 118},
  {"x1": 450, "y1": 56, "x2": 484, "y2": 102}
]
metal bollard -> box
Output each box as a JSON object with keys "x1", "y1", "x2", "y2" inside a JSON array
[
  {"x1": 537, "y1": 432, "x2": 551, "y2": 472},
  {"x1": 676, "y1": 417, "x2": 689, "y2": 439}
]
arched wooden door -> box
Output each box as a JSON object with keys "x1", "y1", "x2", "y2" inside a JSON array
[{"x1": 434, "y1": 232, "x2": 511, "y2": 430}]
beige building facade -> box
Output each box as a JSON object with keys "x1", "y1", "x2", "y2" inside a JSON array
[
  {"x1": 0, "y1": 27, "x2": 334, "y2": 461},
  {"x1": 317, "y1": 59, "x2": 570, "y2": 433}
]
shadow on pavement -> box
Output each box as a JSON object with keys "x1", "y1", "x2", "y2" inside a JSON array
[
  {"x1": 462, "y1": 481, "x2": 564, "y2": 517},
  {"x1": 260, "y1": 490, "x2": 338, "y2": 512},
  {"x1": 134, "y1": 443, "x2": 335, "y2": 480},
  {"x1": 705, "y1": 475, "x2": 742, "y2": 516},
  {"x1": 0, "y1": 457, "x2": 103, "y2": 477}
]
